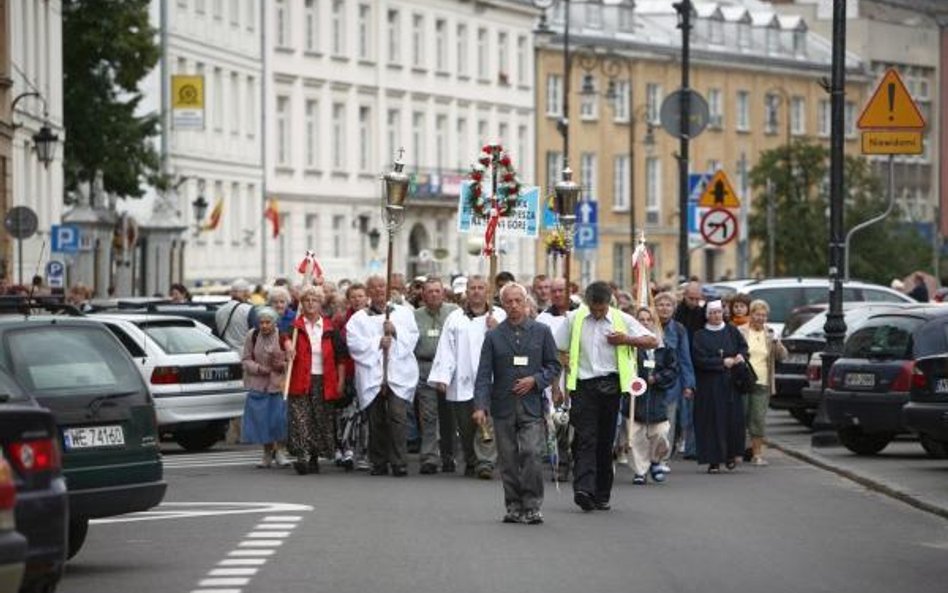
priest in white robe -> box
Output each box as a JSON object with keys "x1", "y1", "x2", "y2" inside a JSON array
[{"x1": 347, "y1": 275, "x2": 419, "y2": 477}]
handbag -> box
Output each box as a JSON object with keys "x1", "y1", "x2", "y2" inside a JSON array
[{"x1": 732, "y1": 360, "x2": 758, "y2": 395}]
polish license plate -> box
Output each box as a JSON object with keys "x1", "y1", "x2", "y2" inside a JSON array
[
  {"x1": 199, "y1": 366, "x2": 231, "y2": 382},
  {"x1": 63, "y1": 425, "x2": 125, "y2": 450},
  {"x1": 786, "y1": 353, "x2": 810, "y2": 365},
  {"x1": 934, "y1": 378, "x2": 948, "y2": 394},
  {"x1": 844, "y1": 373, "x2": 876, "y2": 388}
]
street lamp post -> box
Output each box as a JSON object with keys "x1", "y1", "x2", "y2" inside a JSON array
[
  {"x1": 673, "y1": 0, "x2": 693, "y2": 283},
  {"x1": 11, "y1": 92, "x2": 60, "y2": 168},
  {"x1": 554, "y1": 167, "x2": 581, "y2": 285},
  {"x1": 381, "y1": 149, "x2": 411, "y2": 386},
  {"x1": 191, "y1": 180, "x2": 208, "y2": 235}
]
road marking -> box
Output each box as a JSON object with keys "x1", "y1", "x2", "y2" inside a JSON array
[
  {"x1": 262, "y1": 515, "x2": 302, "y2": 522},
  {"x1": 209, "y1": 568, "x2": 258, "y2": 577},
  {"x1": 199, "y1": 578, "x2": 250, "y2": 587},
  {"x1": 91, "y1": 502, "x2": 313, "y2": 525},
  {"x1": 227, "y1": 549, "x2": 275, "y2": 557},
  {"x1": 190, "y1": 590, "x2": 241, "y2": 593},
  {"x1": 219, "y1": 558, "x2": 267, "y2": 566},
  {"x1": 246, "y1": 531, "x2": 290, "y2": 538},
  {"x1": 254, "y1": 523, "x2": 296, "y2": 529},
  {"x1": 237, "y1": 540, "x2": 283, "y2": 547}
]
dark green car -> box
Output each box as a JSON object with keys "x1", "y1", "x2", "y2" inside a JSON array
[{"x1": 0, "y1": 317, "x2": 166, "y2": 558}]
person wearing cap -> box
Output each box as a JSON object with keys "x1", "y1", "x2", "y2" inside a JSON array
[
  {"x1": 216, "y1": 279, "x2": 259, "y2": 351},
  {"x1": 241, "y1": 306, "x2": 291, "y2": 468},
  {"x1": 429, "y1": 275, "x2": 504, "y2": 479},
  {"x1": 554, "y1": 280, "x2": 658, "y2": 512},
  {"x1": 413, "y1": 277, "x2": 459, "y2": 474},
  {"x1": 691, "y1": 299, "x2": 750, "y2": 473},
  {"x1": 346, "y1": 275, "x2": 420, "y2": 477}
]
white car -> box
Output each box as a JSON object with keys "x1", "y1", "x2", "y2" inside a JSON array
[{"x1": 91, "y1": 313, "x2": 246, "y2": 451}]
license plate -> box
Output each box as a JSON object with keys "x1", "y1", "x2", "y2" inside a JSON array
[
  {"x1": 935, "y1": 378, "x2": 948, "y2": 394},
  {"x1": 844, "y1": 373, "x2": 876, "y2": 388},
  {"x1": 199, "y1": 366, "x2": 231, "y2": 382},
  {"x1": 786, "y1": 353, "x2": 810, "y2": 365},
  {"x1": 63, "y1": 425, "x2": 125, "y2": 450}
]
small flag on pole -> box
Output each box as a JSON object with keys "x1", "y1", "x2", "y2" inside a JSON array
[
  {"x1": 203, "y1": 198, "x2": 224, "y2": 231},
  {"x1": 264, "y1": 198, "x2": 280, "y2": 238},
  {"x1": 296, "y1": 249, "x2": 324, "y2": 281}
]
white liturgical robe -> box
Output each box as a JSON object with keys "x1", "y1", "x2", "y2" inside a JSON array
[
  {"x1": 346, "y1": 304, "x2": 420, "y2": 408},
  {"x1": 427, "y1": 306, "x2": 506, "y2": 402}
]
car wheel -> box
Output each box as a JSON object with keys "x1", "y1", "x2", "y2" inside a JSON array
[
  {"x1": 837, "y1": 427, "x2": 892, "y2": 455},
  {"x1": 788, "y1": 408, "x2": 816, "y2": 428},
  {"x1": 67, "y1": 518, "x2": 89, "y2": 560},
  {"x1": 919, "y1": 434, "x2": 948, "y2": 459},
  {"x1": 174, "y1": 424, "x2": 226, "y2": 452}
]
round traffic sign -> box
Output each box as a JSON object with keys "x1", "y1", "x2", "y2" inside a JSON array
[
  {"x1": 660, "y1": 89, "x2": 710, "y2": 138},
  {"x1": 4, "y1": 206, "x2": 38, "y2": 240},
  {"x1": 699, "y1": 208, "x2": 738, "y2": 247}
]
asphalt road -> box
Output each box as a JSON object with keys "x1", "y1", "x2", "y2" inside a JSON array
[{"x1": 62, "y1": 444, "x2": 948, "y2": 593}]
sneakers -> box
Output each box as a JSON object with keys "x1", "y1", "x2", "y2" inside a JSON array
[
  {"x1": 273, "y1": 449, "x2": 291, "y2": 468},
  {"x1": 593, "y1": 501, "x2": 611, "y2": 511},
  {"x1": 256, "y1": 450, "x2": 273, "y2": 469},
  {"x1": 654, "y1": 462, "x2": 671, "y2": 474},
  {"x1": 649, "y1": 463, "x2": 667, "y2": 483},
  {"x1": 574, "y1": 490, "x2": 596, "y2": 511},
  {"x1": 751, "y1": 456, "x2": 769, "y2": 466},
  {"x1": 341, "y1": 449, "x2": 355, "y2": 472},
  {"x1": 391, "y1": 465, "x2": 408, "y2": 477},
  {"x1": 522, "y1": 509, "x2": 544, "y2": 525},
  {"x1": 502, "y1": 509, "x2": 523, "y2": 524},
  {"x1": 632, "y1": 474, "x2": 647, "y2": 485},
  {"x1": 616, "y1": 452, "x2": 630, "y2": 465}
]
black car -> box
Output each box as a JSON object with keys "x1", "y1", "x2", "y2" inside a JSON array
[
  {"x1": 824, "y1": 306, "x2": 948, "y2": 456},
  {"x1": 773, "y1": 303, "x2": 915, "y2": 427},
  {"x1": 0, "y1": 388, "x2": 67, "y2": 593},
  {"x1": 902, "y1": 322, "x2": 948, "y2": 458},
  {"x1": 0, "y1": 317, "x2": 166, "y2": 559}
]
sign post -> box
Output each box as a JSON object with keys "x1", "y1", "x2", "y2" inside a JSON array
[{"x1": 4, "y1": 206, "x2": 38, "y2": 284}]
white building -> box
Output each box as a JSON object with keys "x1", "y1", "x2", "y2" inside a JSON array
[
  {"x1": 7, "y1": 0, "x2": 64, "y2": 285},
  {"x1": 266, "y1": 0, "x2": 539, "y2": 283}
]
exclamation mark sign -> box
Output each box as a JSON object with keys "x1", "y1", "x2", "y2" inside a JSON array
[{"x1": 887, "y1": 83, "x2": 895, "y2": 121}]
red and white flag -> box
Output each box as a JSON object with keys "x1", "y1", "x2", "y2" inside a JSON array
[
  {"x1": 632, "y1": 240, "x2": 653, "y2": 309},
  {"x1": 296, "y1": 250, "x2": 324, "y2": 282}
]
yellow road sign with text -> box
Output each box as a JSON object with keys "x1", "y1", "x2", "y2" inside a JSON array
[
  {"x1": 857, "y1": 69, "x2": 926, "y2": 130},
  {"x1": 861, "y1": 131, "x2": 923, "y2": 155}
]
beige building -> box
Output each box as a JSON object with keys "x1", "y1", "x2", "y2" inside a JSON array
[{"x1": 535, "y1": 0, "x2": 870, "y2": 287}]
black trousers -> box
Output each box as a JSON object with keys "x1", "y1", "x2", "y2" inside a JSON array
[
  {"x1": 570, "y1": 374, "x2": 621, "y2": 503},
  {"x1": 367, "y1": 391, "x2": 408, "y2": 469}
]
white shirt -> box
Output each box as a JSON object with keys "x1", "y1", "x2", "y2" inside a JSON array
[
  {"x1": 536, "y1": 310, "x2": 569, "y2": 401},
  {"x1": 346, "y1": 304, "x2": 420, "y2": 407},
  {"x1": 427, "y1": 306, "x2": 506, "y2": 402},
  {"x1": 304, "y1": 316, "x2": 324, "y2": 375},
  {"x1": 555, "y1": 308, "x2": 654, "y2": 380}
]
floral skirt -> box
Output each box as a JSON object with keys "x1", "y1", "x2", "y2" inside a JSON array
[{"x1": 287, "y1": 376, "x2": 336, "y2": 459}]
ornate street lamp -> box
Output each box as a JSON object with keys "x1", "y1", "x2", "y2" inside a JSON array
[
  {"x1": 11, "y1": 92, "x2": 59, "y2": 168},
  {"x1": 554, "y1": 166, "x2": 581, "y2": 284},
  {"x1": 380, "y1": 149, "x2": 411, "y2": 386},
  {"x1": 191, "y1": 180, "x2": 208, "y2": 235}
]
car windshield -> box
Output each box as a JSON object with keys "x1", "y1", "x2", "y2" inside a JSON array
[
  {"x1": 1, "y1": 326, "x2": 143, "y2": 396},
  {"x1": 843, "y1": 316, "x2": 923, "y2": 359},
  {"x1": 139, "y1": 322, "x2": 229, "y2": 355},
  {"x1": 790, "y1": 306, "x2": 898, "y2": 339}
]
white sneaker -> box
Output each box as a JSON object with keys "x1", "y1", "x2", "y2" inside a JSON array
[
  {"x1": 655, "y1": 463, "x2": 671, "y2": 474},
  {"x1": 256, "y1": 450, "x2": 272, "y2": 469},
  {"x1": 616, "y1": 453, "x2": 629, "y2": 465},
  {"x1": 273, "y1": 449, "x2": 291, "y2": 467}
]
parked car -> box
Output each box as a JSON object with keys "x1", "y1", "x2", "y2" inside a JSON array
[
  {"x1": 0, "y1": 389, "x2": 67, "y2": 593},
  {"x1": 88, "y1": 299, "x2": 224, "y2": 338},
  {"x1": 709, "y1": 277, "x2": 914, "y2": 335},
  {"x1": 824, "y1": 306, "x2": 948, "y2": 456},
  {"x1": 0, "y1": 454, "x2": 26, "y2": 593},
  {"x1": 0, "y1": 317, "x2": 166, "y2": 559},
  {"x1": 901, "y1": 321, "x2": 948, "y2": 458},
  {"x1": 90, "y1": 314, "x2": 245, "y2": 451},
  {"x1": 774, "y1": 303, "x2": 917, "y2": 426}
]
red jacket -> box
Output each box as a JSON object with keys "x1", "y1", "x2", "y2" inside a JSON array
[{"x1": 286, "y1": 315, "x2": 341, "y2": 401}]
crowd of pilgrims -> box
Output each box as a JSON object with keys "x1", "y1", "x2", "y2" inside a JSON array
[{"x1": 212, "y1": 271, "x2": 785, "y2": 521}]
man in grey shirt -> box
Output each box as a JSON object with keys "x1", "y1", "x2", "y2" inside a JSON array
[{"x1": 474, "y1": 283, "x2": 561, "y2": 525}]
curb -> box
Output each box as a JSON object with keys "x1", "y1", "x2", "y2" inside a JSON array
[{"x1": 766, "y1": 439, "x2": 948, "y2": 523}]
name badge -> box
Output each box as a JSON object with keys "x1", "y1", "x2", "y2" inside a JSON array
[
  {"x1": 427, "y1": 329, "x2": 440, "y2": 338},
  {"x1": 643, "y1": 360, "x2": 656, "y2": 369},
  {"x1": 513, "y1": 356, "x2": 529, "y2": 367}
]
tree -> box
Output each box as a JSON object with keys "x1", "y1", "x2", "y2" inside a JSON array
[
  {"x1": 748, "y1": 138, "x2": 930, "y2": 285},
  {"x1": 63, "y1": 0, "x2": 162, "y2": 200}
]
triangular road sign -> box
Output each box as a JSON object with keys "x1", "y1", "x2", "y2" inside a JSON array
[
  {"x1": 857, "y1": 69, "x2": 926, "y2": 130},
  {"x1": 697, "y1": 170, "x2": 740, "y2": 208}
]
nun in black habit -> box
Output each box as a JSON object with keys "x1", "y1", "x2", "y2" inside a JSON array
[{"x1": 691, "y1": 300, "x2": 749, "y2": 473}]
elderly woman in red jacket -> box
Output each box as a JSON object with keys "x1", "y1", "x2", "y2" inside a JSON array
[{"x1": 286, "y1": 285, "x2": 347, "y2": 475}]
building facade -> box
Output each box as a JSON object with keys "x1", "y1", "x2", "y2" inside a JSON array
[
  {"x1": 266, "y1": 0, "x2": 538, "y2": 283},
  {"x1": 535, "y1": 0, "x2": 869, "y2": 286}
]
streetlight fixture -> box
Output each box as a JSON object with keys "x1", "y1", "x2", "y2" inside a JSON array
[
  {"x1": 191, "y1": 180, "x2": 208, "y2": 235},
  {"x1": 11, "y1": 92, "x2": 59, "y2": 168},
  {"x1": 380, "y1": 148, "x2": 411, "y2": 386},
  {"x1": 554, "y1": 166, "x2": 581, "y2": 284}
]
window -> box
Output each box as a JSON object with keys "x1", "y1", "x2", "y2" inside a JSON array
[
  {"x1": 546, "y1": 74, "x2": 563, "y2": 116},
  {"x1": 196, "y1": 0, "x2": 205, "y2": 14},
  {"x1": 457, "y1": 24, "x2": 468, "y2": 76},
  {"x1": 246, "y1": 0, "x2": 255, "y2": 31},
  {"x1": 793, "y1": 30, "x2": 806, "y2": 56},
  {"x1": 435, "y1": 115, "x2": 447, "y2": 170},
  {"x1": 612, "y1": 80, "x2": 630, "y2": 121},
  {"x1": 764, "y1": 94, "x2": 779, "y2": 135},
  {"x1": 477, "y1": 119, "x2": 488, "y2": 144},
  {"x1": 516, "y1": 36, "x2": 527, "y2": 85},
  {"x1": 580, "y1": 152, "x2": 597, "y2": 200},
  {"x1": 275, "y1": 0, "x2": 289, "y2": 48},
  {"x1": 412, "y1": 14, "x2": 424, "y2": 68},
  {"x1": 618, "y1": 5, "x2": 635, "y2": 32},
  {"x1": 818, "y1": 100, "x2": 830, "y2": 137},
  {"x1": 387, "y1": 9, "x2": 400, "y2": 64},
  {"x1": 456, "y1": 118, "x2": 468, "y2": 169},
  {"x1": 646, "y1": 157, "x2": 661, "y2": 224},
  {"x1": 791, "y1": 96, "x2": 805, "y2": 135},
  {"x1": 708, "y1": 88, "x2": 723, "y2": 128},
  {"x1": 412, "y1": 112, "x2": 425, "y2": 168},
  {"x1": 332, "y1": 215, "x2": 346, "y2": 258},
  {"x1": 246, "y1": 76, "x2": 256, "y2": 138},
  {"x1": 305, "y1": 99, "x2": 318, "y2": 168},
  {"x1": 332, "y1": 0, "x2": 345, "y2": 57},
  {"x1": 359, "y1": 106, "x2": 371, "y2": 173},
  {"x1": 736, "y1": 90, "x2": 750, "y2": 131},
  {"x1": 613, "y1": 244, "x2": 631, "y2": 289},
  {"x1": 646, "y1": 83, "x2": 662, "y2": 124},
  {"x1": 229, "y1": 182, "x2": 239, "y2": 243},
  {"x1": 229, "y1": 0, "x2": 239, "y2": 26},
  {"x1": 229, "y1": 73, "x2": 239, "y2": 135},
  {"x1": 358, "y1": 4, "x2": 371, "y2": 60},
  {"x1": 387, "y1": 109, "x2": 401, "y2": 162},
  {"x1": 212, "y1": 0, "x2": 222, "y2": 20},
  {"x1": 332, "y1": 103, "x2": 346, "y2": 170},
  {"x1": 844, "y1": 101, "x2": 856, "y2": 138},
  {"x1": 305, "y1": 0, "x2": 318, "y2": 53},
  {"x1": 477, "y1": 28, "x2": 488, "y2": 80},
  {"x1": 613, "y1": 155, "x2": 630, "y2": 211},
  {"x1": 213, "y1": 68, "x2": 223, "y2": 131},
  {"x1": 710, "y1": 19, "x2": 724, "y2": 44},
  {"x1": 277, "y1": 96, "x2": 290, "y2": 166},
  {"x1": 517, "y1": 125, "x2": 527, "y2": 173},
  {"x1": 435, "y1": 19, "x2": 447, "y2": 71},
  {"x1": 306, "y1": 215, "x2": 320, "y2": 254},
  {"x1": 498, "y1": 31, "x2": 509, "y2": 83},
  {"x1": 766, "y1": 27, "x2": 779, "y2": 54},
  {"x1": 586, "y1": 3, "x2": 603, "y2": 28},
  {"x1": 546, "y1": 151, "x2": 563, "y2": 194},
  {"x1": 580, "y1": 76, "x2": 597, "y2": 120}
]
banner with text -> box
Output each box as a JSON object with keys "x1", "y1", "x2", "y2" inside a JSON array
[{"x1": 457, "y1": 182, "x2": 540, "y2": 238}]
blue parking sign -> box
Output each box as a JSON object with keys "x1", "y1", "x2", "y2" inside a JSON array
[{"x1": 51, "y1": 224, "x2": 81, "y2": 253}]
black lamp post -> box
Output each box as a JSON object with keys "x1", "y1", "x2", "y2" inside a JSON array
[
  {"x1": 191, "y1": 181, "x2": 208, "y2": 234},
  {"x1": 11, "y1": 92, "x2": 59, "y2": 168}
]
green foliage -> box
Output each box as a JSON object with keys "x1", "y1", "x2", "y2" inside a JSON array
[
  {"x1": 748, "y1": 138, "x2": 931, "y2": 284},
  {"x1": 63, "y1": 0, "x2": 163, "y2": 199}
]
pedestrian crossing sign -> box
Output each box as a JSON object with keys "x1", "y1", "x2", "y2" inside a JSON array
[{"x1": 697, "y1": 170, "x2": 740, "y2": 208}]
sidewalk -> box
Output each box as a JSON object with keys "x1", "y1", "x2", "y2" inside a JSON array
[{"x1": 765, "y1": 412, "x2": 948, "y2": 520}]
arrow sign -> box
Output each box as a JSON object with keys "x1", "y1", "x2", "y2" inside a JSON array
[
  {"x1": 699, "y1": 208, "x2": 738, "y2": 246},
  {"x1": 579, "y1": 201, "x2": 595, "y2": 224}
]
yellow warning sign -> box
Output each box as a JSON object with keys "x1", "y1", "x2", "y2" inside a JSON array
[
  {"x1": 697, "y1": 170, "x2": 740, "y2": 208},
  {"x1": 857, "y1": 69, "x2": 926, "y2": 130},
  {"x1": 861, "y1": 131, "x2": 923, "y2": 155}
]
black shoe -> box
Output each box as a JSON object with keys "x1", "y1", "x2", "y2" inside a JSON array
[
  {"x1": 502, "y1": 509, "x2": 523, "y2": 524},
  {"x1": 742, "y1": 447, "x2": 753, "y2": 462},
  {"x1": 523, "y1": 509, "x2": 544, "y2": 525},
  {"x1": 370, "y1": 464, "x2": 389, "y2": 476},
  {"x1": 463, "y1": 466, "x2": 476, "y2": 478},
  {"x1": 293, "y1": 460, "x2": 309, "y2": 475},
  {"x1": 594, "y1": 501, "x2": 611, "y2": 511},
  {"x1": 574, "y1": 490, "x2": 596, "y2": 512},
  {"x1": 419, "y1": 463, "x2": 438, "y2": 475},
  {"x1": 391, "y1": 465, "x2": 408, "y2": 477},
  {"x1": 309, "y1": 457, "x2": 320, "y2": 474},
  {"x1": 707, "y1": 464, "x2": 720, "y2": 474},
  {"x1": 725, "y1": 460, "x2": 737, "y2": 471},
  {"x1": 441, "y1": 460, "x2": 457, "y2": 473}
]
